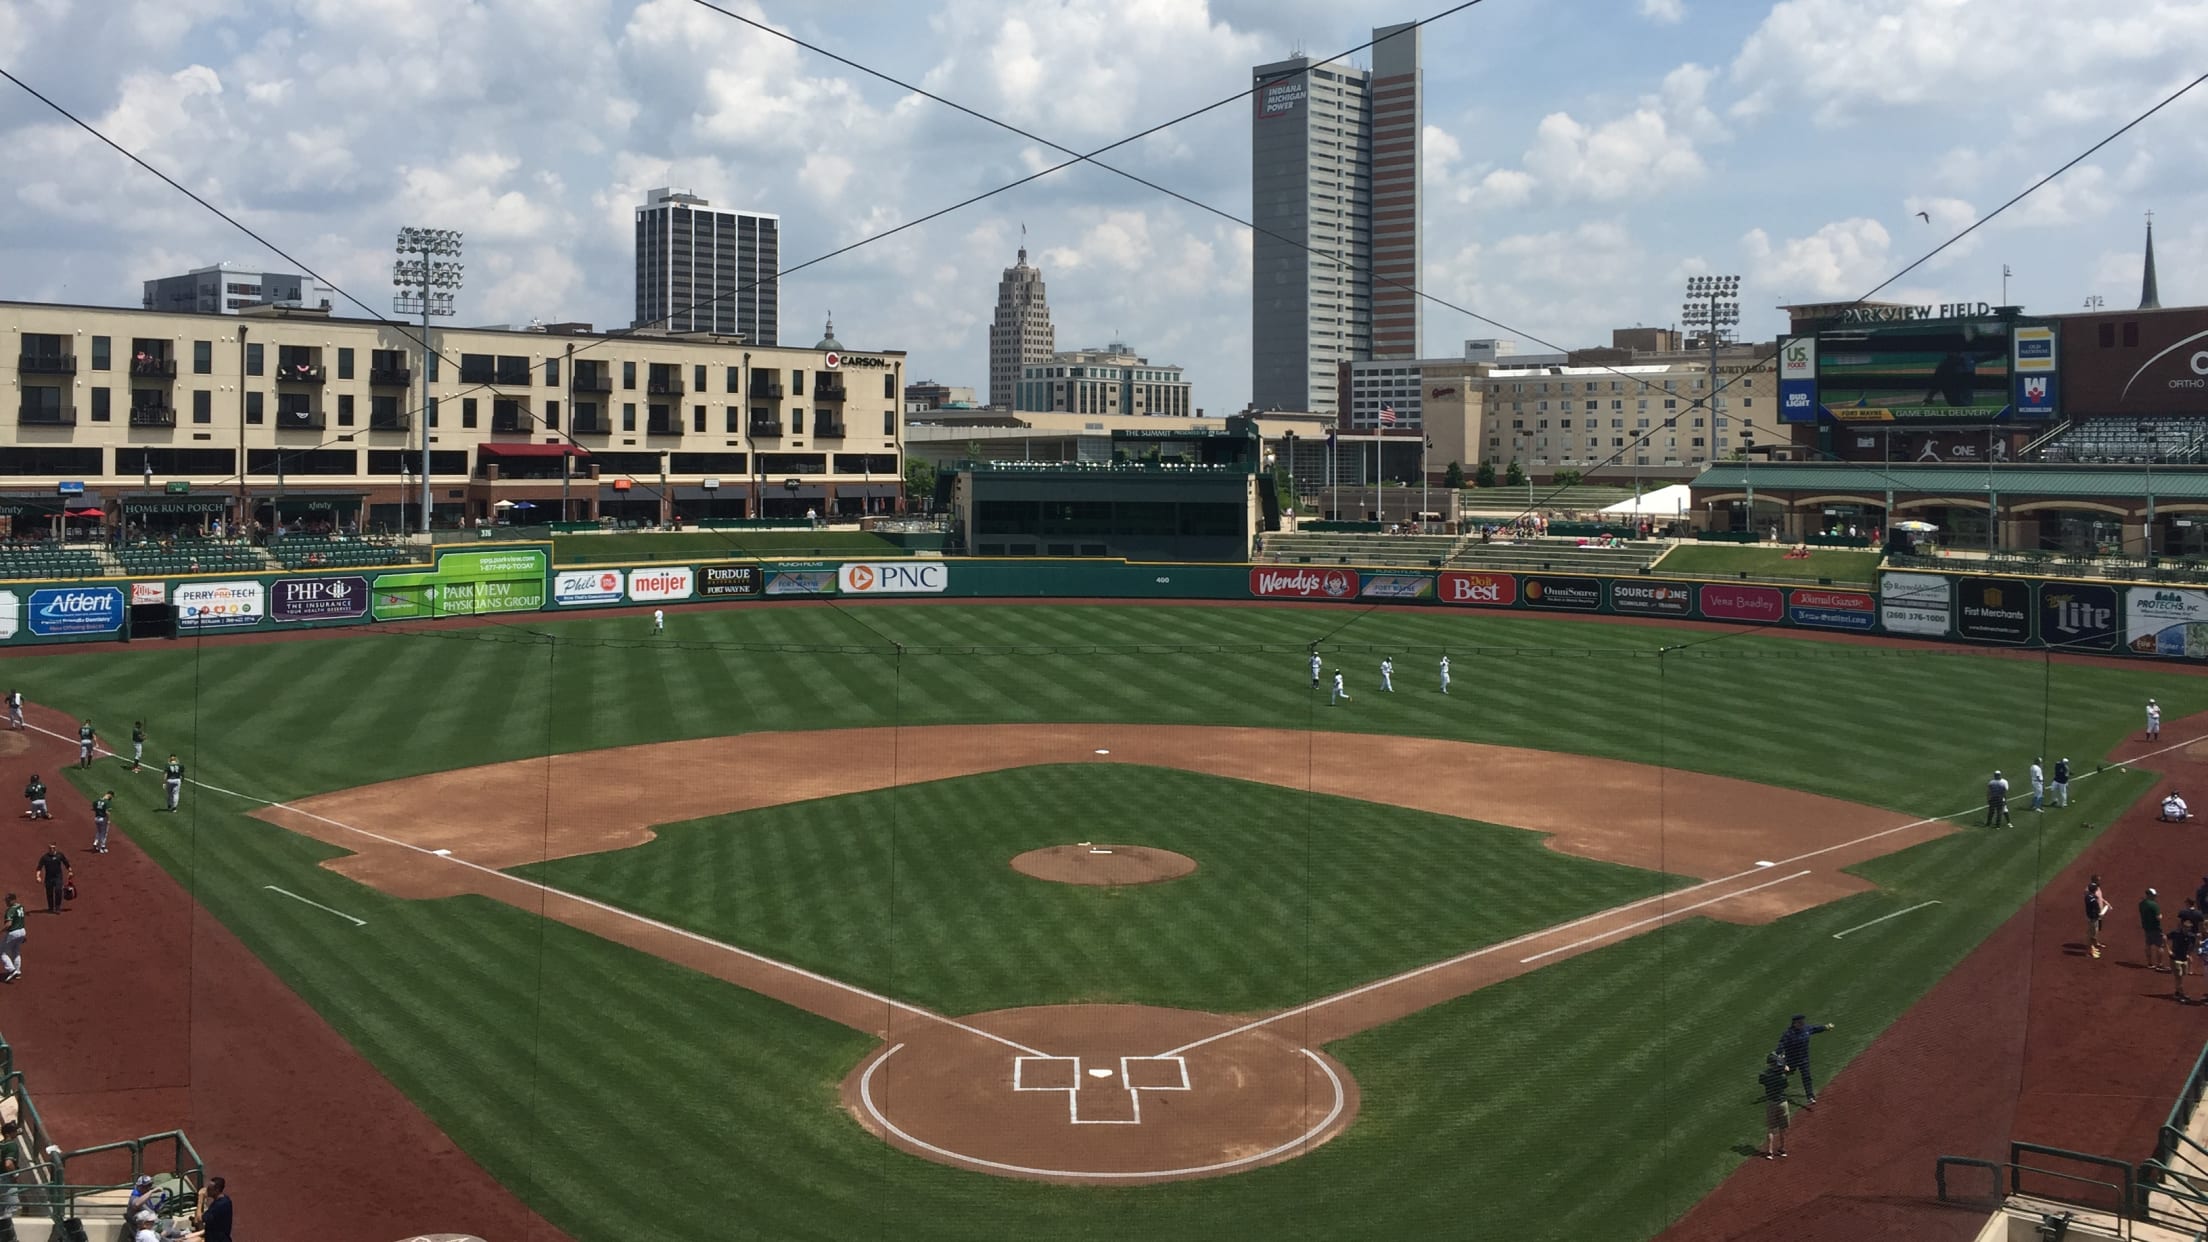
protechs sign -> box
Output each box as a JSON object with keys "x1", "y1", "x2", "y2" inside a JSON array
[
  {"x1": 1778, "y1": 336, "x2": 1819, "y2": 424},
  {"x1": 2040, "y1": 583, "x2": 2119, "y2": 652},
  {"x1": 270, "y1": 575, "x2": 370, "y2": 622},
  {"x1": 699, "y1": 563, "x2": 763, "y2": 597},
  {"x1": 1249, "y1": 568, "x2": 1358, "y2": 600},
  {"x1": 1521, "y1": 576, "x2": 1602, "y2": 611},
  {"x1": 627, "y1": 567, "x2": 695, "y2": 603},
  {"x1": 553, "y1": 569, "x2": 625, "y2": 606},
  {"x1": 27, "y1": 587, "x2": 124, "y2": 637},
  {"x1": 175, "y1": 580, "x2": 266, "y2": 630},
  {"x1": 1788, "y1": 588, "x2": 1876, "y2": 631},
  {"x1": 1436, "y1": 571, "x2": 1517, "y2": 607},
  {"x1": 1609, "y1": 580, "x2": 1693, "y2": 616},
  {"x1": 1880, "y1": 572, "x2": 1953, "y2": 636},
  {"x1": 2126, "y1": 587, "x2": 2208, "y2": 659},
  {"x1": 1955, "y1": 577, "x2": 2032, "y2": 644},
  {"x1": 1699, "y1": 583, "x2": 1784, "y2": 624},
  {"x1": 840, "y1": 562, "x2": 949, "y2": 595}
]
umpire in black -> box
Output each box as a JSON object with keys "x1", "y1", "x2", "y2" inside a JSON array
[{"x1": 1777, "y1": 1013, "x2": 1835, "y2": 1105}]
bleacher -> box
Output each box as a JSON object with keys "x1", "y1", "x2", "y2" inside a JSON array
[
  {"x1": 0, "y1": 541, "x2": 106, "y2": 581},
  {"x1": 1262, "y1": 531, "x2": 1664, "y2": 575},
  {"x1": 1261, "y1": 531, "x2": 1465, "y2": 568},
  {"x1": 268, "y1": 534, "x2": 415, "y2": 570},
  {"x1": 1896, "y1": 548, "x2": 2208, "y2": 587},
  {"x1": 1442, "y1": 537, "x2": 1665, "y2": 575},
  {"x1": 1458, "y1": 484, "x2": 1641, "y2": 516},
  {"x1": 114, "y1": 538, "x2": 269, "y2": 577},
  {"x1": 2037, "y1": 415, "x2": 2208, "y2": 464}
]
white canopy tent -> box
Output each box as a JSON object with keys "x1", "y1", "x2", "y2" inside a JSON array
[{"x1": 1597, "y1": 483, "x2": 1693, "y2": 518}]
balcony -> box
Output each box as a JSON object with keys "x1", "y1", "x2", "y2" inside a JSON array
[
  {"x1": 812, "y1": 418, "x2": 847, "y2": 438},
  {"x1": 491, "y1": 411, "x2": 532, "y2": 434},
  {"x1": 574, "y1": 372, "x2": 614, "y2": 394},
  {"x1": 646, "y1": 417, "x2": 683, "y2": 436},
  {"x1": 369, "y1": 365, "x2": 412, "y2": 387},
  {"x1": 369, "y1": 411, "x2": 411, "y2": 431},
  {"x1": 277, "y1": 363, "x2": 327, "y2": 384},
  {"x1": 18, "y1": 354, "x2": 75, "y2": 376},
  {"x1": 747, "y1": 419, "x2": 784, "y2": 438},
  {"x1": 128, "y1": 403, "x2": 177, "y2": 428},
  {"x1": 18, "y1": 403, "x2": 76, "y2": 426},
  {"x1": 748, "y1": 380, "x2": 784, "y2": 400},
  {"x1": 570, "y1": 413, "x2": 611, "y2": 435},
  {"x1": 129, "y1": 357, "x2": 178, "y2": 380},
  {"x1": 816, "y1": 381, "x2": 848, "y2": 403},
  {"x1": 646, "y1": 377, "x2": 686, "y2": 397},
  {"x1": 275, "y1": 407, "x2": 326, "y2": 431}
]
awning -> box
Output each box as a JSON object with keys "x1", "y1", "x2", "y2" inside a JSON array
[
  {"x1": 65, "y1": 507, "x2": 103, "y2": 518},
  {"x1": 479, "y1": 442, "x2": 588, "y2": 459}
]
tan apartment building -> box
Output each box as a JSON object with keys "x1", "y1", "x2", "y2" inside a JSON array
[{"x1": 5, "y1": 301, "x2": 905, "y2": 532}]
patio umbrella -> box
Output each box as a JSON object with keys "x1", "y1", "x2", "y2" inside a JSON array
[
  {"x1": 1893, "y1": 520, "x2": 1938, "y2": 533},
  {"x1": 492, "y1": 500, "x2": 518, "y2": 509},
  {"x1": 511, "y1": 501, "x2": 536, "y2": 509},
  {"x1": 65, "y1": 508, "x2": 103, "y2": 519}
]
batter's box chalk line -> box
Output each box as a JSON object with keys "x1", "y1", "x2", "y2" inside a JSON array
[{"x1": 1014, "y1": 1054, "x2": 1190, "y2": 1125}]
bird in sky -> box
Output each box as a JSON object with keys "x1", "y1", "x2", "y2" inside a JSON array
[{"x1": 1915, "y1": 210, "x2": 1931, "y2": 223}]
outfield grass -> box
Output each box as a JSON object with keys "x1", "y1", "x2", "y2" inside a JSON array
[
  {"x1": 521, "y1": 764, "x2": 1681, "y2": 1015},
  {"x1": 1653, "y1": 544, "x2": 1882, "y2": 584},
  {"x1": 550, "y1": 529, "x2": 904, "y2": 564},
  {"x1": 12, "y1": 603, "x2": 2199, "y2": 1240}
]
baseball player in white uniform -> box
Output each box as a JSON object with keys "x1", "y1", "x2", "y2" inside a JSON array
[
  {"x1": 2030, "y1": 758, "x2": 2045, "y2": 811},
  {"x1": 1309, "y1": 651, "x2": 1323, "y2": 689},
  {"x1": 4, "y1": 690, "x2": 20, "y2": 730},
  {"x1": 1331, "y1": 670, "x2": 1349, "y2": 706},
  {"x1": 653, "y1": 608, "x2": 665, "y2": 634},
  {"x1": 1381, "y1": 656, "x2": 1394, "y2": 692},
  {"x1": 1439, "y1": 654, "x2": 1451, "y2": 694},
  {"x1": 2149, "y1": 699, "x2": 2163, "y2": 741}
]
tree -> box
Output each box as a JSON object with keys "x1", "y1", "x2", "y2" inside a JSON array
[
  {"x1": 1504, "y1": 459, "x2": 1526, "y2": 487},
  {"x1": 1474, "y1": 459, "x2": 1497, "y2": 489},
  {"x1": 1554, "y1": 468, "x2": 1584, "y2": 487},
  {"x1": 1443, "y1": 461, "x2": 1465, "y2": 489},
  {"x1": 904, "y1": 457, "x2": 938, "y2": 505}
]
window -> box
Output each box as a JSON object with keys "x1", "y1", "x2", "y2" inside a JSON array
[
  {"x1": 1664, "y1": 399, "x2": 1678, "y2": 409},
  {"x1": 725, "y1": 407, "x2": 740, "y2": 433},
  {"x1": 276, "y1": 392, "x2": 313, "y2": 421},
  {"x1": 2124, "y1": 322, "x2": 2140, "y2": 348},
  {"x1": 884, "y1": 373, "x2": 895, "y2": 399},
  {"x1": 792, "y1": 408, "x2": 806, "y2": 435},
  {"x1": 1742, "y1": 398, "x2": 1753, "y2": 408},
  {"x1": 790, "y1": 370, "x2": 805, "y2": 397},
  {"x1": 246, "y1": 343, "x2": 264, "y2": 376},
  {"x1": 1561, "y1": 418, "x2": 1573, "y2": 429},
  {"x1": 459, "y1": 353, "x2": 495, "y2": 383},
  {"x1": 693, "y1": 404, "x2": 706, "y2": 433},
  {"x1": 574, "y1": 401, "x2": 599, "y2": 431},
  {"x1": 2100, "y1": 323, "x2": 2116, "y2": 348},
  {"x1": 193, "y1": 341, "x2": 212, "y2": 374},
  {"x1": 544, "y1": 399, "x2": 560, "y2": 430},
  {"x1": 245, "y1": 392, "x2": 264, "y2": 424},
  {"x1": 884, "y1": 410, "x2": 895, "y2": 436},
  {"x1": 193, "y1": 390, "x2": 211, "y2": 423},
  {"x1": 462, "y1": 397, "x2": 478, "y2": 428},
  {"x1": 91, "y1": 337, "x2": 111, "y2": 371},
  {"x1": 428, "y1": 397, "x2": 439, "y2": 427},
  {"x1": 337, "y1": 347, "x2": 355, "y2": 380},
  {"x1": 622, "y1": 361, "x2": 637, "y2": 390},
  {"x1": 427, "y1": 352, "x2": 440, "y2": 382},
  {"x1": 726, "y1": 367, "x2": 740, "y2": 394},
  {"x1": 694, "y1": 365, "x2": 707, "y2": 392},
  {"x1": 370, "y1": 394, "x2": 401, "y2": 427},
  {"x1": 544, "y1": 357, "x2": 561, "y2": 387},
  {"x1": 338, "y1": 394, "x2": 355, "y2": 426},
  {"x1": 622, "y1": 402, "x2": 636, "y2": 431},
  {"x1": 494, "y1": 355, "x2": 530, "y2": 385},
  {"x1": 90, "y1": 388, "x2": 110, "y2": 421}
]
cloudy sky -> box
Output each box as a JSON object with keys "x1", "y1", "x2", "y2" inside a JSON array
[{"x1": 3, "y1": 0, "x2": 2205, "y2": 413}]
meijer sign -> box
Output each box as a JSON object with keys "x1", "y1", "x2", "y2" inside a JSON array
[{"x1": 840, "y1": 562, "x2": 949, "y2": 595}]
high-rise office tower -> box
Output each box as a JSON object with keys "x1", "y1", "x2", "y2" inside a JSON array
[
  {"x1": 989, "y1": 242, "x2": 1055, "y2": 409},
  {"x1": 633, "y1": 188, "x2": 779, "y2": 344},
  {"x1": 1251, "y1": 22, "x2": 1423, "y2": 418}
]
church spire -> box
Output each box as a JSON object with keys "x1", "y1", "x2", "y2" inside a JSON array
[{"x1": 2141, "y1": 211, "x2": 2162, "y2": 311}]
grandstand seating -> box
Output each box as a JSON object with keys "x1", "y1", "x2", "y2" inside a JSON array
[
  {"x1": 114, "y1": 538, "x2": 269, "y2": 577},
  {"x1": 267, "y1": 535, "x2": 415, "y2": 570},
  {"x1": 1262, "y1": 531, "x2": 1662, "y2": 574},
  {"x1": 2036, "y1": 415, "x2": 2208, "y2": 464},
  {"x1": 1261, "y1": 532, "x2": 1463, "y2": 568},
  {"x1": 1457, "y1": 484, "x2": 1642, "y2": 516},
  {"x1": 0, "y1": 541, "x2": 106, "y2": 580},
  {"x1": 1441, "y1": 538, "x2": 1664, "y2": 575}
]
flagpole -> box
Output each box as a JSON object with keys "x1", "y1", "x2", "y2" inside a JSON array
[{"x1": 1422, "y1": 433, "x2": 1430, "y2": 533}]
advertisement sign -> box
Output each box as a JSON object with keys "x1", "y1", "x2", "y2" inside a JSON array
[
  {"x1": 130, "y1": 582, "x2": 167, "y2": 605},
  {"x1": 374, "y1": 547, "x2": 548, "y2": 621},
  {"x1": 1521, "y1": 576, "x2": 1601, "y2": 611},
  {"x1": 2039, "y1": 582, "x2": 2119, "y2": 652},
  {"x1": 1610, "y1": 580, "x2": 1693, "y2": 616},
  {"x1": 0, "y1": 591, "x2": 15, "y2": 641},
  {"x1": 2013, "y1": 325, "x2": 2057, "y2": 372},
  {"x1": 699, "y1": 563, "x2": 763, "y2": 597},
  {"x1": 1779, "y1": 336, "x2": 1819, "y2": 424},
  {"x1": 2059, "y1": 307, "x2": 2208, "y2": 416},
  {"x1": 554, "y1": 569, "x2": 625, "y2": 606},
  {"x1": 2126, "y1": 586, "x2": 2208, "y2": 658},
  {"x1": 765, "y1": 570, "x2": 836, "y2": 596},
  {"x1": 1249, "y1": 568, "x2": 1359, "y2": 600},
  {"x1": 840, "y1": 562, "x2": 949, "y2": 595},
  {"x1": 1788, "y1": 588, "x2": 1876, "y2": 631},
  {"x1": 1359, "y1": 574, "x2": 1434, "y2": 601},
  {"x1": 27, "y1": 587, "x2": 124, "y2": 636},
  {"x1": 1955, "y1": 577, "x2": 2032, "y2": 644},
  {"x1": 627, "y1": 567, "x2": 695, "y2": 603},
  {"x1": 1699, "y1": 583, "x2": 1784, "y2": 624},
  {"x1": 2015, "y1": 371, "x2": 2058, "y2": 417},
  {"x1": 1880, "y1": 572, "x2": 1952, "y2": 636},
  {"x1": 1259, "y1": 78, "x2": 1305, "y2": 117},
  {"x1": 1818, "y1": 318, "x2": 2018, "y2": 423},
  {"x1": 1437, "y1": 571, "x2": 1517, "y2": 607},
  {"x1": 174, "y1": 580, "x2": 266, "y2": 629},
  {"x1": 269, "y1": 575, "x2": 369, "y2": 622}
]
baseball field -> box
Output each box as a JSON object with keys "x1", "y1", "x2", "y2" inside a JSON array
[{"x1": 7, "y1": 600, "x2": 2189, "y2": 1239}]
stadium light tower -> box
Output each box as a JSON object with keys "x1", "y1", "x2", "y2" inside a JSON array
[
  {"x1": 1684, "y1": 276, "x2": 1744, "y2": 530},
  {"x1": 394, "y1": 227, "x2": 463, "y2": 535}
]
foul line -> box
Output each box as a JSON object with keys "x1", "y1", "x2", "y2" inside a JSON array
[
  {"x1": 1831, "y1": 900, "x2": 1942, "y2": 939},
  {"x1": 1516, "y1": 870, "x2": 1812, "y2": 964},
  {"x1": 262, "y1": 885, "x2": 367, "y2": 926},
  {"x1": 23, "y1": 723, "x2": 1049, "y2": 1060}
]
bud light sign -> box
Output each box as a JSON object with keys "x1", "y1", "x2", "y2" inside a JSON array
[
  {"x1": 271, "y1": 575, "x2": 370, "y2": 622},
  {"x1": 27, "y1": 587, "x2": 123, "y2": 636}
]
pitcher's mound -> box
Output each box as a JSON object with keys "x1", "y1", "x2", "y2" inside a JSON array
[
  {"x1": 844, "y1": 1003, "x2": 1357, "y2": 1184},
  {"x1": 1011, "y1": 844, "x2": 1196, "y2": 886}
]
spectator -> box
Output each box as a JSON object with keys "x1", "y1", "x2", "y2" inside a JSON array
[
  {"x1": 2144, "y1": 888, "x2": 2169, "y2": 972},
  {"x1": 1758, "y1": 1051, "x2": 1791, "y2": 1159},
  {"x1": 193, "y1": 1175, "x2": 232, "y2": 1241},
  {"x1": 1776, "y1": 1014, "x2": 1835, "y2": 1105}
]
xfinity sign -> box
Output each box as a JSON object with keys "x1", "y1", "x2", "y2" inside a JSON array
[{"x1": 839, "y1": 562, "x2": 948, "y2": 594}]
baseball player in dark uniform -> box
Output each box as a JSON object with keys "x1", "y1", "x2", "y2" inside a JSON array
[
  {"x1": 2174, "y1": 921, "x2": 2199, "y2": 1003},
  {"x1": 2086, "y1": 875, "x2": 2110, "y2": 958},
  {"x1": 2052, "y1": 757, "x2": 2071, "y2": 808},
  {"x1": 21, "y1": 776, "x2": 48, "y2": 821},
  {"x1": 1758, "y1": 1051, "x2": 1791, "y2": 1159},
  {"x1": 162, "y1": 756, "x2": 184, "y2": 812},
  {"x1": 2144, "y1": 888, "x2": 2169, "y2": 972},
  {"x1": 1776, "y1": 1014, "x2": 1835, "y2": 1104},
  {"x1": 91, "y1": 791, "x2": 114, "y2": 854}
]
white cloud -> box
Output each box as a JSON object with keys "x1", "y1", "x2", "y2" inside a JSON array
[
  {"x1": 1455, "y1": 60, "x2": 1720, "y2": 207},
  {"x1": 1639, "y1": 0, "x2": 1686, "y2": 23},
  {"x1": 1744, "y1": 218, "x2": 1893, "y2": 300}
]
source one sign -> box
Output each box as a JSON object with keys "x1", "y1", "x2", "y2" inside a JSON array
[{"x1": 840, "y1": 562, "x2": 948, "y2": 595}]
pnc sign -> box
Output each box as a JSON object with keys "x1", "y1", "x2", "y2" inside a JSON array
[{"x1": 839, "y1": 562, "x2": 948, "y2": 594}]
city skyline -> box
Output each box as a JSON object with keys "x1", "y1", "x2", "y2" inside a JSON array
[{"x1": 1, "y1": 1, "x2": 2203, "y2": 415}]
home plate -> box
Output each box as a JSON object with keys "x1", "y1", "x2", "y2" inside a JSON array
[{"x1": 1088, "y1": 1067, "x2": 1114, "y2": 1079}]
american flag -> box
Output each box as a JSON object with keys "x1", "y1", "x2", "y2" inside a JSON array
[{"x1": 1378, "y1": 405, "x2": 1397, "y2": 426}]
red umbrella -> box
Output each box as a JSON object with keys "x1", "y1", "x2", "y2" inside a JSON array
[{"x1": 65, "y1": 508, "x2": 103, "y2": 518}]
